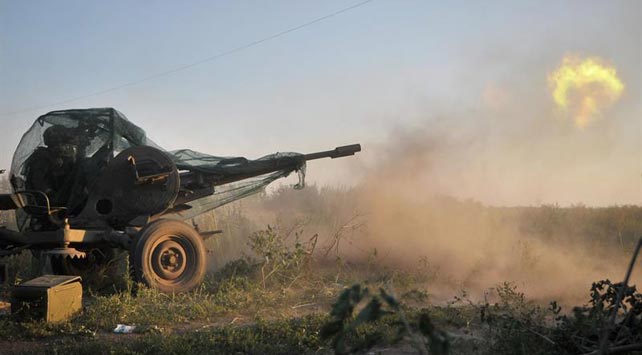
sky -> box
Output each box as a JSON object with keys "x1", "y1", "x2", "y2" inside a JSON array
[{"x1": 1, "y1": 0, "x2": 640, "y2": 206}]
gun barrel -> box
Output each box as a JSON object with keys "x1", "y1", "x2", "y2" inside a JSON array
[
  {"x1": 178, "y1": 143, "x2": 361, "y2": 193},
  {"x1": 303, "y1": 144, "x2": 361, "y2": 161}
]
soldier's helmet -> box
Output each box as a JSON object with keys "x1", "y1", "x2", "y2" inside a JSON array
[
  {"x1": 43, "y1": 125, "x2": 81, "y2": 164},
  {"x1": 43, "y1": 125, "x2": 80, "y2": 147}
]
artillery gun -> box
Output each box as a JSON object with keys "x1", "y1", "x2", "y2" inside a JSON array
[{"x1": 0, "y1": 108, "x2": 360, "y2": 293}]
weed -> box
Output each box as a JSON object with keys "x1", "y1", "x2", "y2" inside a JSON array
[
  {"x1": 551, "y1": 280, "x2": 642, "y2": 354},
  {"x1": 479, "y1": 282, "x2": 555, "y2": 355},
  {"x1": 321, "y1": 284, "x2": 449, "y2": 355},
  {"x1": 247, "y1": 225, "x2": 316, "y2": 288}
]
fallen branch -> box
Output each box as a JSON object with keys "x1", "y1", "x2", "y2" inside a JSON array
[
  {"x1": 526, "y1": 327, "x2": 556, "y2": 345},
  {"x1": 291, "y1": 302, "x2": 317, "y2": 310}
]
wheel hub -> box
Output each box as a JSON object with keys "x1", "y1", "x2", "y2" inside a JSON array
[{"x1": 152, "y1": 240, "x2": 187, "y2": 281}]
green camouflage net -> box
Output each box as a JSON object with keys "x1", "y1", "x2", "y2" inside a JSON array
[
  {"x1": 167, "y1": 148, "x2": 305, "y2": 220},
  {"x1": 10, "y1": 108, "x2": 304, "y2": 228}
]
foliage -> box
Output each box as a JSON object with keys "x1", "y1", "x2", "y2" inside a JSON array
[
  {"x1": 553, "y1": 280, "x2": 642, "y2": 354},
  {"x1": 479, "y1": 282, "x2": 556, "y2": 355},
  {"x1": 321, "y1": 284, "x2": 449, "y2": 355},
  {"x1": 477, "y1": 280, "x2": 642, "y2": 355},
  {"x1": 247, "y1": 225, "x2": 317, "y2": 288}
]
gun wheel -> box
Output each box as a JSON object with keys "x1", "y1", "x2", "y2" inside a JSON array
[{"x1": 130, "y1": 219, "x2": 207, "y2": 293}]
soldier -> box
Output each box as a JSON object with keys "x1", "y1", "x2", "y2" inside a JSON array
[{"x1": 23, "y1": 125, "x2": 82, "y2": 208}]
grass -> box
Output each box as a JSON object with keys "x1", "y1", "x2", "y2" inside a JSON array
[
  {"x1": 47, "y1": 315, "x2": 331, "y2": 355},
  {"x1": 0, "y1": 258, "x2": 452, "y2": 354},
  {"x1": 1, "y1": 254, "x2": 640, "y2": 354}
]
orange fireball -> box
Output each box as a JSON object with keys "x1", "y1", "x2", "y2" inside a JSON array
[{"x1": 548, "y1": 55, "x2": 624, "y2": 128}]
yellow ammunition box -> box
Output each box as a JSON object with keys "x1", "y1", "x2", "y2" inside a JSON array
[{"x1": 11, "y1": 275, "x2": 82, "y2": 323}]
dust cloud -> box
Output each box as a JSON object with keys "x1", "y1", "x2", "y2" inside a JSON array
[
  {"x1": 353, "y1": 121, "x2": 637, "y2": 304},
  {"x1": 214, "y1": 50, "x2": 640, "y2": 305}
]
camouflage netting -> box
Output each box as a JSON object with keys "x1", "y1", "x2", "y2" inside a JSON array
[
  {"x1": 168, "y1": 149, "x2": 305, "y2": 220},
  {"x1": 10, "y1": 108, "x2": 305, "y2": 229}
]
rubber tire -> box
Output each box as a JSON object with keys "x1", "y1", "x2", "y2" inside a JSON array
[{"x1": 130, "y1": 219, "x2": 207, "y2": 293}]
